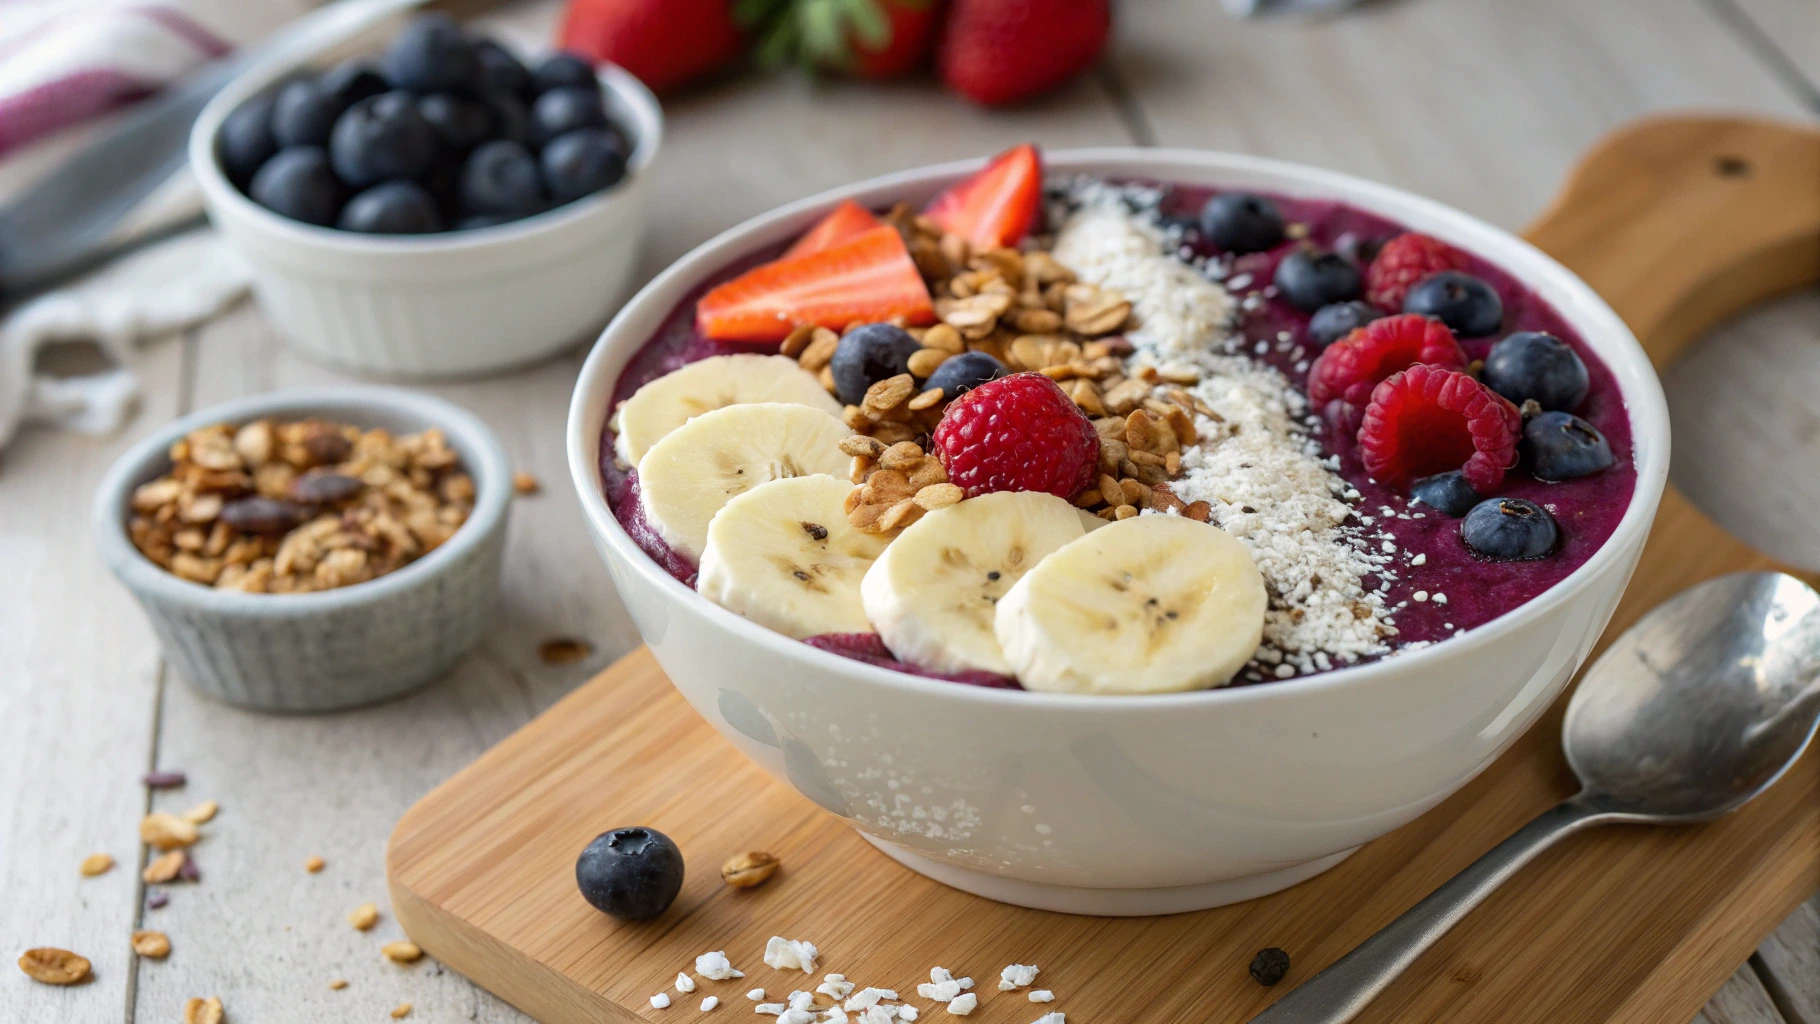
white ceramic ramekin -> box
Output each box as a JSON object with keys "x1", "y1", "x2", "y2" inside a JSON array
[
  {"x1": 566, "y1": 149, "x2": 1671, "y2": 915},
  {"x1": 188, "y1": 23, "x2": 663, "y2": 379},
  {"x1": 95, "y1": 388, "x2": 512, "y2": 712}
]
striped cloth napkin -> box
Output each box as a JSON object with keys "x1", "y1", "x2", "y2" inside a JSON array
[{"x1": 0, "y1": 0, "x2": 314, "y2": 452}]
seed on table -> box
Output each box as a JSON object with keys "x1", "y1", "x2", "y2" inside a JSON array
[
  {"x1": 513, "y1": 472, "x2": 540, "y2": 495},
  {"x1": 140, "y1": 812, "x2": 199, "y2": 851},
  {"x1": 180, "y1": 800, "x2": 219, "y2": 825},
  {"x1": 1249, "y1": 947, "x2": 1291, "y2": 987},
  {"x1": 17, "y1": 947, "x2": 90, "y2": 985},
  {"x1": 382, "y1": 941, "x2": 424, "y2": 964},
  {"x1": 329, "y1": 978, "x2": 348, "y2": 991},
  {"x1": 131, "y1": 930, "x2": 170, "y2": 958},
  {"x1": 392, "y1": 1003, "x2": 413, "y2": 1018},
  {"x1": 539, "y1": 638, "x2": 592, "y2": 664},
  {"x1": 347, "y1": 903, "x2": 380, "y2": 931},
  {"x1": 79, "y1": 853, "x2": 114, "y2": 877},
  {"x1": 305, "y1": 855, "x2": 326, "y2": 873},
  {"x1": 147, "y1": 892, "x2": 170, "y2": 910},
  {"x1": 142, "y1": 770, "x2": 186, "y2": 789},
  {"x1": 143, "y1": 850, "x2": 186, "y2": 884},
  {"x1": 183, "y1": 996, "x2": 224, "y2": 1024},
  {"x1": 720, "y1": 851, "x2": 780, "y2": 889}
]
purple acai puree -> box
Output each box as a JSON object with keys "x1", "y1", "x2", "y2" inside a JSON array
[{"x1": 600, "y1": 182, "x2": 1637, "y2": 685}]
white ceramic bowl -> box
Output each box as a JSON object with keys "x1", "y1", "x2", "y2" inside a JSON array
[
  {"x1": 188, "y1": 24, "x2": 663, "y2": 379},
  {"x1": 566, "y1": 149, "x2": 1670, "y2": 915}
]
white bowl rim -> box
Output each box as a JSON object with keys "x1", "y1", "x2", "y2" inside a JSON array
[
  {"x1": 565, "y1": 146, "x2": 1672, "y2": 712},
  {"x1": 188, "y1": 51, "x2": 664, "y2": 255},
  {"x1": 94, "y1": 387, "x2": 512, "y2": 614}
]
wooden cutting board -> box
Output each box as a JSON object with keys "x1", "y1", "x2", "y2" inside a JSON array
[{"x1": 387, "y1": 116, "x2": 1820, "y2": 1024}]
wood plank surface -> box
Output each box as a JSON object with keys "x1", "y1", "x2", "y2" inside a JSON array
[{"x1": 1724, "y1": 0, "x2": 1820, "y2": 106}]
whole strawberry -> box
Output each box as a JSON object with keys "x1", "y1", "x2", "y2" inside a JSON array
[
  {"x1": 750, "y1": 0, "x2": 942, "y2": 79},
  {"x1": 934, "y1": 373, "x2": 1099, "y2": 499},
  {"x1": 937, "y1": 0, "x2": 1111, "y2": 106},
  {"x1": 558, "y1": 0, "x2": 745, "y2": 93}
]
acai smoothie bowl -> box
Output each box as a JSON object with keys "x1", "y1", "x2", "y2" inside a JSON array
[{"x1": 566, "y1": 146, "x2": 1668, "y2": 915}]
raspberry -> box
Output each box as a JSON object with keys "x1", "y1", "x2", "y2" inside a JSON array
[
  {"x1": 1356, "y1": 364, "x2": 1520, "y2": 492},
  {"x1": 1306, "y1": 313, "x2": 1467, "y2": 409},
  {"x1": 933, "y1": 373, "x2": 1099, "y2": 499},
  {"x1": 1365, "y1": 233, "x2": 1469, "y2": 311}
]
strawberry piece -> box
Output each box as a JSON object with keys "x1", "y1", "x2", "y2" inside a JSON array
[
  {"x1": 783, "y1": 200, "x2": 883, "y2": 260},
  {"x1": 937, "y1": 0, "x2": 1110, "y2": 106},
  {"x1": 923, "y1": 143, "x2": 1042, "y2": 249},
  {"x1": 1365, "y1": 233, "x2": 1470, "y2": 311},
  {"x1": 1307, "y1": 314, "x2": 1467, "y2": 409},
  {"x1": 1357, "y1": 365, "x2": 1521, "y2": 492},
  {"x1": 696, "y1": 225, "x2": 935, "y2": 343},
  {"x1": 558, "y1": 0, "x2": 744, "y2": 93}
]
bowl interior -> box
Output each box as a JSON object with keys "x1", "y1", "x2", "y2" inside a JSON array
[
  {"x1": 565, "y1": 147, "x2": 1671, "y2": 708},
  {"x1": 97, "y1": 387, "x2": 512, "y2": 612}
]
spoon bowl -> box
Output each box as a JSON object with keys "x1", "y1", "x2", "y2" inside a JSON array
[{"x1": 1566, "y1": 571, "x2": 1820, "y2": 821}]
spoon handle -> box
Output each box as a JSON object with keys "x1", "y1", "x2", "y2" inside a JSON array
[{"x1": 1247, "y1": 798, "x2": 1610, "y2": 1024}]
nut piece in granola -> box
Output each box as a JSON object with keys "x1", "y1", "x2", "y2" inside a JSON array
[
  {"x1": 143, "y1": 850, "x2": 187, "y2": 884},
  {"x1": 140, "y1": 812, "x2": 199, "y2": 851},
  {"x1": 720, "y1": 851, "x2": 780, "y2": 889},
  {"x1": 18, "y1": 948, "x2": 91, "y2": 985},
  {"x1": 128, "y1": 419, "x2": 475, "y2": 595}
]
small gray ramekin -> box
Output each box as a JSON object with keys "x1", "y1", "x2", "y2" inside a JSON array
[{"x1": 93, "y1": 388, "x2": 511, "y2": 712}]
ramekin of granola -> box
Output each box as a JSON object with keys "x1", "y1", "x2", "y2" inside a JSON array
[{"x1": 94, "y1": 388, "x2": 512, "y2": 712}]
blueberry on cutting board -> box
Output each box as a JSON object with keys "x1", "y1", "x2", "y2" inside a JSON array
[{"x1": 576, "y1": 826, "x2": 685, "y2": 920}]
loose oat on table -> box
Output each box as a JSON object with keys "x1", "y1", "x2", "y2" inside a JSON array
[
  {"x1": 304, "y1": 854, "x2": 325, "y2": 873},
  {"x1": 347, "y1": 902, "x2": 380, "y2": 930},
  {"x1": 329, "y1": 978, "x2": 348, "y2": 990},
  {"x1": 128, "y1": 419, "x2": 474, "y2": 594},
  {"x1": 130, "y1": 930, "x2": 171, "y2": 958},
  {"x1": 513, "y1": 471, "x2": 541, "y2": 495},
  {"x1": 180, "y1": 799, "x2": 219, "y2": 824},
  {"x1": 539, "y1": 637, "x2": 593, "y2": 664},
  {"x1": 183, "y1": 995, "x2": 224, "y2": 1024},
  {"x1": 142, "y1": 850, "x2": 186, "y2": 883},
  {"x1": 80, "y1": 852, "x2": 115, "y2": 876},
  {"x1": 720, "y1": 850, "x2": 779, "y2": 888},
  {"x1": 18, "y1": 947, "x2": 90, "y2": 985},
  {"x1": 382, "y1": 940, "x2": 424, "y2": 964},
  {"x1": 392, "y1": 1002, "x2": 413, "y2": 1019},
  {"x1": 140, "y1": 811, "x2": 200, "y2": 850}
]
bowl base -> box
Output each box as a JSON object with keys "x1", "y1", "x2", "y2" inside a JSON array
[{"x1": 857, "y1": 832, "x2": 1359, "y2": 917}]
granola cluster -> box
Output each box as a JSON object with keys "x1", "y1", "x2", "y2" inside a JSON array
[
  {"x1": 127, "y1": 419, "x2": 473, "y2": 593},
  {"x1": 781, "y1": 204, "x2": 1213, "y2": 531}
]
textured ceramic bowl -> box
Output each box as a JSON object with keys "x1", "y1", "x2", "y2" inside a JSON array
[
  {"x1": 188, "y1": 18, "x2": 663, "y2": 379},
  {"x1": 566, "y1": 149, "x2": 1671, "y2": 915},
  {"x1": 95, "y1": 388, "x2": 511, "y2": 713}
]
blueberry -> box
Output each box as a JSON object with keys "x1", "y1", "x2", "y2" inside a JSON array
[
  {"x1": 529, "y1": 86, "x2": 609, "y2": 149},
  {"x1": 423, "y1": 157, "x2": 461, "y2": 214},
  {"x1": 383, "y1": 13, "x2": 479, "y2": 93},
  {"x1": 271, "y1": 77, "x2": 349, "y2": 149},
  {"x1": 330, "y1": 91, "x2": 439, "y2": 188},
  {"x1": 575, "y1": 826, "x2": 684, "y2": 921},
  {"x1": 1523, "y1": 411, "x2": 1613, "y2": 481},
  {"x1": 319, "y1": 60, "x2": 389, "y2": 107},
  {"x1": 474, "y1": 38, "x2": 532, "y2": 98},
  {"x1": 418, "y1": 93, "x2": 495, "y2": 152},
  {"x1": 1199, "y1": 192, "x2": 1284, "y2": 254},
  {"x1": 218, "y1": 94, "x2": 277, "y2": 187},
  {"x1": 1307, "y1": 300, "x2": 1382, "y2": 347},
  {"x1": 923, "y1": 351, "x2": 1008, "y2": 399},
  {"x1": 459, "y1": 140, "x2": 544, "y2": 217},
  {"x1": 1408, "y1": 470, "x2": 1480, "y2": 517},
  {"x1": 1273, "y1": 249, "x2": 1362, "y2": 312},
  {"x1": 337, "y1": 180, "x2": 443, "y2": 234},
  {"x1": 829, "y1": 323, "x2": 922, "y2": 406},
  {"x1": 248, "y1": 146, "x2": 343, "y2": 226},
  {"x1": 1461, "y1": 497, "x2": 1558, "y2": 560},
  {"x1": 1481, "y1": 331, "x2": 1589, "y2": 412},
  {"x1": 489, "y1": 93, "x2": 530, "y2": 146},
  {"x1": 1404, "y1": 271, "x2": 1502, "y2": 337},
  {"x1": 532, "y1": 52, "x2": 598, "y2": 94},
  {"x1": 541, "y1": 128, "x2": 628, "y2": 204}
]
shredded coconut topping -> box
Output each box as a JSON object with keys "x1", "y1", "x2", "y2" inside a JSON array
[
  {"x1": 997, "y1": 964, "x2": 1040, "y2": 991},
  {"x1": 764, "y1": 937, "x2": 819, "y2": 974},
  {"x1": 697, "y1": 951, "x2": 745, "y2": 980}
]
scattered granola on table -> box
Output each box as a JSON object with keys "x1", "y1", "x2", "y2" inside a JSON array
[
  {"x1": 127, "y1": 419, "x2": 474, "y2": 593},
  {"x1": 17, "y1": 947, "x2": 90, "y2": 985}
]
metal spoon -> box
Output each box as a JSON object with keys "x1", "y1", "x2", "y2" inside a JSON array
[{"x1": 1250, "y1": 571, "x2": 1820, "y2": 1024}]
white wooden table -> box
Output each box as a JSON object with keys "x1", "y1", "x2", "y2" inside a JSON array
[{"x1": 4, "y1": 1, "x2": 1817, "y2": 1021}]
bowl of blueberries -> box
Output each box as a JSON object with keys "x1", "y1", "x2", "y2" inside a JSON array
[{"x1": 189, "y1": 13, "x2": 662, "y2": 378}]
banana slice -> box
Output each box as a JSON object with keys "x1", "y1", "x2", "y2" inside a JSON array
[
  {"x1": 613, "y1": 354, "x2": 843, "y2": 467},
  {"x1": 637, "y1": 403, "x2": 851, "y2": 562},
  {"x1": 699, "y1": 475, "x2": 891, "y2": 638},
  {"x1": 862, "y1": 492, "x2": 1089, "y2": 675},
  {"x1": 995, "y1": 515, "x2": 1266, "y2": 694}
]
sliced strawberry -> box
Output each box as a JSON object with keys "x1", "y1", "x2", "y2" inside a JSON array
[
  {"x1": 697, "y1": 225, "x2": 935, "y2": 343},
  {"x1": 923, "y1": 143, "x2": 1042, "y2": 249},
  {"x1": 1307, "y1": 314, "x2": 1468, "y2": 409},
  {"x1": 783, "y1": 200, "x2": 884, "y2": 260},
  {"x1": 1357, "y1": 365, "x2": 1520, "y2": 492}
]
